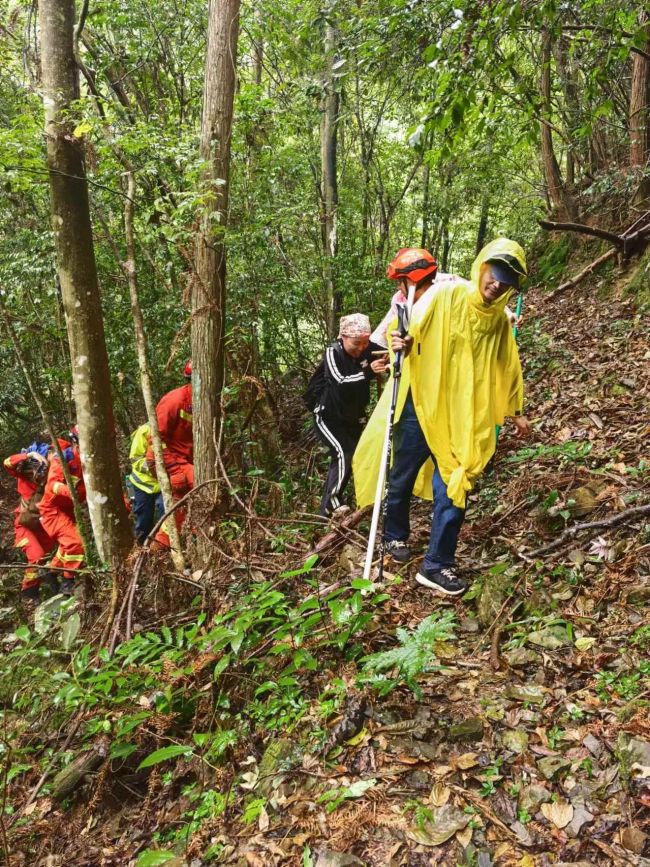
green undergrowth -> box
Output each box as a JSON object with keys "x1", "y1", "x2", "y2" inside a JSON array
[
  {"x1": 0, "y1": 560, "x2": 414, "y2": 842},
  {"x1": 1, "y1": 557, "x2": 465, "y2": 859},
  {"x1": 625, "y1": 245, "x2": 650, "y2": 310}
]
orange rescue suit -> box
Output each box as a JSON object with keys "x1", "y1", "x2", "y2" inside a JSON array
[
  {"x1": 38, "y1": 450, "x2": 86, "y2": 580},
  {"x1": 147, "y1": 383, "x2": 194, "y2": 546},
  {"x1": 3, "y1": 453, "x2": 54, "y2": 591}
]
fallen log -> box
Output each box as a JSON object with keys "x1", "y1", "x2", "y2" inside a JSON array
[
  {"x1": 550, "y1": 248, "x2": 617, "y2": 298},
  {"x1": 51, "y1": 740, "x2": 109, "y2": 800}
]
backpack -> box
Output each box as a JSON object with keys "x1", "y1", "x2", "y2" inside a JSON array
[{"x1": 302, "y1": 357, "x2": 326, "y2": 411}]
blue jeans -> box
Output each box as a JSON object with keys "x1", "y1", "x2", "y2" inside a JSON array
[
  {"x1": 384, "y1": 393, "x2": 465, "y2": 570},
  {"x1": 133, "y1": 487, "x2": 164, "y2": 543}
]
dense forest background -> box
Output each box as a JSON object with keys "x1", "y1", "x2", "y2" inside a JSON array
[
  {"x1": 0, "y1": 0, "x2": 649, "y2": 864},
  {"x1": 2, "y1": 0, "x2": 647, "y2": 454}
]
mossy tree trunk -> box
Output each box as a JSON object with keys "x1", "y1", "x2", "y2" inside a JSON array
[
  {"x1": 39, "y1": 0, "x2": 132, "y2": 569},
  {"x1": 192, "y1": 0, "x2": 241, "y2": 564}
]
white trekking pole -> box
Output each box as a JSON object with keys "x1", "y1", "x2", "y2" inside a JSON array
[{"x1": 362, "y1": 283, "x2": 416, "y2": 582}]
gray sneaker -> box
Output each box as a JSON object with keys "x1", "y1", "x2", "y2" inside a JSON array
[
  {"x1": 415, "y1": 566, "x2": 468, "y2": 597},
  {"x1": 384, "y1": 540, "x2": 412, "y2": 563}
]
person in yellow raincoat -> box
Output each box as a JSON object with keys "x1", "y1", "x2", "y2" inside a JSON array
[{"x1": 353, "y1": 239, "x2": 532, "y2": 596}]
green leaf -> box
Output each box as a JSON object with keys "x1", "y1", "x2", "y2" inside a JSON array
[
  {"x1": 15, "y1": 625, "x2": 30, "y2": 643},
  {"x1": 61, "y1": 612, "x2": 81, "y2": 651},
  {"x1": 213, "y1": 654, "x2": 230, "y2": 680},
  {"x1": 137, "y1": 744, "x2": 193, "y2": 770},
  {"x1": 135, "y1": 850, "x2": 176, "y2": 866},
  {"x1": 110, "y1": 742, "x2": 138, "y2": 760},
  {"x1": 279, "y1": 554, "x2": 319, "y2": 578},
  {"x1": 350, "y1": 578, "x2": 375, "y2": 591},
  {"x1": 7, "y1": 763, "x2": 31, "y2": 782},
  {"x1": 72, "y1": 121, "x2": 93, "y2": 138}
]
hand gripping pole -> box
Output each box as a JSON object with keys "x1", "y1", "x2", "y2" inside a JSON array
[{"x1": 362, "y1": 284, "x2": 416, "y2": 582}]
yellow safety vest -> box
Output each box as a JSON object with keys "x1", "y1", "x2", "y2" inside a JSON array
[{"x1": 129, "y1": 424, "x2": 160, "y2": 495}]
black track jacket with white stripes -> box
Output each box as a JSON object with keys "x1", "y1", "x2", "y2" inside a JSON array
[{"x1": 314, "y1": 339, "x2": 382, "y2": 423}]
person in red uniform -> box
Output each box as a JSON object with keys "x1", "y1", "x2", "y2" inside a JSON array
[
  {"x1": 147, "y1": 361, "x2": 194, "y2": 547},
  {"x1": 3, "y1": 441, "x2": 57, "y2": 603},
  {"x1": 38, "y1": 428, "x2": 87, "y2": 595}
]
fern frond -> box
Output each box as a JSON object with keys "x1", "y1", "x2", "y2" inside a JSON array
[{"x1": 361, "y1": 612, "x2": 457, "y2": 680}]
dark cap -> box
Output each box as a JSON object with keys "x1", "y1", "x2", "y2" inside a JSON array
[{"x1": 486, "y1": 255, "x2": 525, "y2": 289}]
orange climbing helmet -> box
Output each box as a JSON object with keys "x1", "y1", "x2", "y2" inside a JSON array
[{"x1": 386, "y1": 248, "x2": 437, "y2": 284}]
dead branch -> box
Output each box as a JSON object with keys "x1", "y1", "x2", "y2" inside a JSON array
[
  {"x1": 12, "y1": 715, "x2": 83, "y2": 824},
  {"x1": 539, "y1": 219, "x2": 625, "y2": 247},
  {"x1": 549, "y1": 247, "x2": 617, "y2": 298},
  {"x1": 522, "y1": 502, "x2": 650, "y2": 559},
  {"x1": 539, "y1": 215, "x2": 650, "y2": 259},
  {"x1": 310, "y1": 507, "x2": 370, "y2": 555},
  {"x1": 107, "y1": 478, "x2": 220, "y2": 654}
]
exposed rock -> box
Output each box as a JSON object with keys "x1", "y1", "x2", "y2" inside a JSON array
[
  {"x1": 459, "y1": 617, "x2": 480, "y2": 633},
  {"x1": 566, "y1": 801, "x2": 594, "y2": 837},
  {"x1": 627, "y1": 583, "x2": 650, "y2": 604},
  {"x1": 503, "y1": 647, "x2": 540, "y2": 667},
  {"x1": 537, "y1": 755, "x2": 572, "y2": 780},
  {"x1": 582, "y1": 733, "x2": 603, "y2": 758},
  {"x1": 527, "y1": 625, "x2": 572, "y2": 649},
  {"x1": 405, "y1": 803, "x2": 469, "y2": 846},
  {"x1": 315, "y1": 850, "x2": 367, "y2": 867},
  {"x1": 518, "y1": 783, "x2": 552, "y2": 814},
  {"x1": 449, "y1": 717, "x2": 484, "y2": 742},
  {"x1": 501, "y1": 729, "x2": 529, "y2": 754},
  {"x1": 619, "y1": 826, "x2": 647, "y2": 854},
  {"x1": 624, "y1": 737, "x2": 650, "y2": 766},
  {"x1": 257, "y1": 738, "x2": 294, "y2": 796},
  {"x1": 477, "y1": 572, "x2": 508, "y2": 628},
  {"x1": 505, "y1": 684, "x2": 546, "y2": 704}
]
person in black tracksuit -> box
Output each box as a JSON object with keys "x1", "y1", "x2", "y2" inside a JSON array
[{"x1": 304, "y1": 314, "x2": 388, "y2": 516}]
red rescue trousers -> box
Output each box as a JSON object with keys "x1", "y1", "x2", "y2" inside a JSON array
[
  {"x1": 13, "y1": 516, "x2": 54, "y2": 591},
  {"x1": 39, "y1": 507, "x2": 84, "y2": 580},
  {"x1": 155, "y1": 458, "x2": 194, "y2": 547}
]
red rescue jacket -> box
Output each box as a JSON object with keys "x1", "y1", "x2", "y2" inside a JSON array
[
  {"x1": 3, "y1": 454, "x2": 41, "y2": 505},
  {"x1": 153, "y1": 383, "x2": 193, "y2": 464},
  {"x1": 39, "y1": 450, "x2": 86, "y2": 516}
]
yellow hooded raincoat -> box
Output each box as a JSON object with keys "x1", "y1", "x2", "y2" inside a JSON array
[{"x1": 353, "y1": 238, "x2": 525, "y2": 510}]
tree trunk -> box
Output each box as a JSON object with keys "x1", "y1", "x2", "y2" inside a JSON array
[
  {"x1": 320, "y1": 5, "x2": 340, "y2": 339},
  {"x1": 539, "y1": 28, "x2": 578, "y2": 221},
  {"x1": 123, "y1": 173, "x2": 185, "y2": 569},
  {"x1": 441, "y1": 221, "x2": 451, "y2": 272},
  {"x1": 39, "y1": 0, "x2": 132, "y2": 568},
  {"x1": 630, "y1": 12, "x2": 650, "y2": 203},
  {"x1": 193, "y1": 0, "x2": 241, "y2": 563},
  {"x1": 421, "y1": 162, "x2": 430, "y2": 250},
  {"x1": 475, "y1": 196, "x2": 489, "y2": 255},
  {"x1": 252, "y1": 7, "x2": 263, "y2": 87},
  {"x1": 553, "y1": 34, "x2": 579, "y2": 188}
]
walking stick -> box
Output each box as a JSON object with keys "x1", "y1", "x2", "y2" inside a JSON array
[
  {"x1": 362, "y1": 284, "x2": 416, "y2": 582},
  {"x1": 512, "y1": 292, "x2": 523, "y2": 340},
  {"x1": 496, "y1": 292, "x2": 524, "y2": 439}
]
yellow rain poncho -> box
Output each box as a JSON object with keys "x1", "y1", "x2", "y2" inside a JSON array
[{"x1": 353, "y1": 238, "x2": 525, "y2": 509}]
